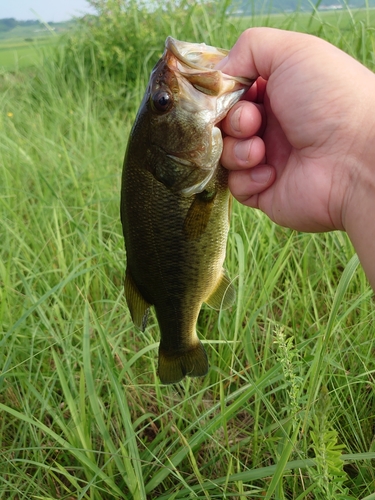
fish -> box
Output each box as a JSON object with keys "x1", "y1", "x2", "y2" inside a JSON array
[{"x1": 120, "y1": 37, "x2": 252, "y2": 384}]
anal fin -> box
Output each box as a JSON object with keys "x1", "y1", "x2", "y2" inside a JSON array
[
  {"x1": 205, "y1": 271, "x2": 236, "y2": 310},
  {"x1": 124, "y1": 269, "x2": 151, "y2": 331}
]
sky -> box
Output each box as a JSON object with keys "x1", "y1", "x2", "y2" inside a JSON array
[{"x1": 0, "y1": 0, "x2": 96, "y2": 22}]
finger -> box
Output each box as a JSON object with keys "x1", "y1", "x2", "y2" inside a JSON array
[
  {"x1": 253, "y1": 77, "x2": 267, "y2": 103},
  {"x1": 221, "y1": 136, "x2": 266, "y2": 170},
  {"x1": 228, "y1": 166, "x2": 275, "y2": 206},
  {"x1": 221, "y1": 101, "x2": 263, "y2": 139},
  {"x1": 241, "y1": 77, "x2": 267, "y2": 103},
  {"x1": 216, "y1": 27, "x2": 312, "y2": 81}
]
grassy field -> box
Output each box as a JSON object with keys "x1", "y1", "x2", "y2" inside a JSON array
[
  {"x1": 0, "y1": 35, "x2": 59, "y2": 70},
  {"x1": 0, "y1": 21, "x2": 74, "y2": 70},
  {"x1": 1, "y1": 2, "x2": 375, "y2": 499}
]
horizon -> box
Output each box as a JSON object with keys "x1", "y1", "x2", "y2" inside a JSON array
[{"x1": 0, "y1": 0, "x2": 95, "y2": 23}]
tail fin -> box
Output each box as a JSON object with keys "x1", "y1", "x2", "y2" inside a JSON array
[{"x1": 158, "y1": 341, "x2": 209, "y2": 385}]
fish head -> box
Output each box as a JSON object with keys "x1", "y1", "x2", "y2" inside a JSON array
[{"x1": 139, "y1": 37, "x2": 253, "y2": 195}]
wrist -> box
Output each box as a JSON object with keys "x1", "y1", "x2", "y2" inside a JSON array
[{"x1": 341, "y1": 108, "x2": 375, "y2": 289}]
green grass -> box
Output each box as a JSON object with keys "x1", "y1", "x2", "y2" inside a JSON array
[
  {"x1": 1, "y1": 1, "x2": 375, "y2": 498},
  {"x1": 0, "y1": 35, "x2": 59, "y2": 70},
  {"x1": 0, "y1": 20, "x2": 74, "y2": 70}
]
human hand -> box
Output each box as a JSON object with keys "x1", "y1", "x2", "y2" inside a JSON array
[{"x1": 218, "y1": 28, "x2": 375, "y2": 234}]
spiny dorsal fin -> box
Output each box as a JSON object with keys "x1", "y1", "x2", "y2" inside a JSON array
[
  {"x1": 205, "y1": 271, "x2": 236, "y2": 310},
  {"x1": 124, "y1": 269, "x2": 151, "y2": 331}
]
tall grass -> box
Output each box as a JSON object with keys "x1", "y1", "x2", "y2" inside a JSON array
[{"x1": 1, "y1": 1, "x2": 375, "y2": 498}]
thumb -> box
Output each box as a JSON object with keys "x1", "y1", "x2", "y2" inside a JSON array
[{"x1": 216, "y1": 27, "x2": 316, "y2": 82}]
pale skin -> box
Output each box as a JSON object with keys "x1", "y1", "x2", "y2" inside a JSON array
[{"x1": 217, "y1": 28, "x2": 375, "y2": 290}]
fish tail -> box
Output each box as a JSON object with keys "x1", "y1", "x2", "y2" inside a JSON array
[{"x1": 158, "y1": 341, "x2": 208, "y2": 385}]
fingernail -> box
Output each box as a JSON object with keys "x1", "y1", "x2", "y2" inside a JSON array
[
  {"x1": 215, "y1": 55, "x2": 228, "y2": 71},
  {"x1": 250, "y1": 166, "x2": 272, "y2": 184},
  {"x1": 230, "y1": 107, "x2": 242, "y2": 133},
  {"x1": 234, "y1": 141, "x2": 251, "y2": 162}
]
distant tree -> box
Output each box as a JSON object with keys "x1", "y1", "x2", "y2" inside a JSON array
[
  {"x1": 235, "y1": 0, "x2": 374, "y2": 13},
  {"x1": 22, "y1": 20, "x2": 41, "y2": 26},
  {"x1": 0, "y1": 18, "x2": 17, "y2": 32},
  {"x1": 2, "y1": 18, "x2": 17, "y2": 28},
  {"x1": 0, "y1": 18, "x2": 43, "y2": 32}
]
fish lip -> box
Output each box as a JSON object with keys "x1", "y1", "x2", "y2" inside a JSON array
[
  {"x1": 165, "y1": 36, "x2": 253, "y2": 88},
  {"x1": 166, "y1": 36, "x2": 227, "y2": 70}
]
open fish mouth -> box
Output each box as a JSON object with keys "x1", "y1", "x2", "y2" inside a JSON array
[
  {"x1": 166, "y1": 36, "x2": 229, "y2": 70},
  {"x1": 164, "y1": 36, "x2": 253, "y2": 99}
]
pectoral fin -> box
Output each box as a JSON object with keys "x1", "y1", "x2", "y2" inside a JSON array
[
  {"x1": 124, "y1": 269, "x2": 151, "y2": 331},
  {"x1": 183, "y1": 190, "x2": 216, "y2": 240},
  {"x1": 205, "y1": 271, "x2": 236, "y2": 310}
]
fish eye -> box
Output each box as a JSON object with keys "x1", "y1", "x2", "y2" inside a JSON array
[{"x1": 151, "y1": 90, "x2": 173, "y2": 113}]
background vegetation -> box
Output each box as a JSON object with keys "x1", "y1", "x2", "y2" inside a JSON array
[
  {"x1": 236, "y1": 0, "x2": 375, "y2": 14},
  {"x1": 0, "y1": 19, "x2": 72, "y2": 70},
  {"x1": 1, "y1": 0, "x2": 375, "y2": 498}
]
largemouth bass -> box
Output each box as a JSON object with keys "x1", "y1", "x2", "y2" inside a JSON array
[{"x1": 120, "y1": 37, "x2": 252, "y2": 384}]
